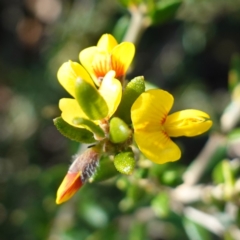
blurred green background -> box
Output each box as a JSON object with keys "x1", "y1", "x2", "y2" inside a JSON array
[{"x1": 1, "y1": 0, "x2": 240, "y2": 239}]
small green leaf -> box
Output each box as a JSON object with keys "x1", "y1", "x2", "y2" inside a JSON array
[
  {"x1": 118, "y1": 0, "x2": 141, "y2": 7},
  {"x1": 150, "y1": 0, "x2": 182, "y2": 25},
  {"x1": 228, "y1": 128, "x2": 240, "y2": 141},
  {"x1": 109, "y1": 117, "x2": 131, "y2": 143},
  {"x1": 73, "y1": 117, "x2": 105, "y2": 138},
  {"x1": 229, "y1": 54, "x2": 240, "y2": 92},
  {"x1": 151, "y1": 192, "x2": 170, "y2": 218},
  {"x1": 89, "y1": 155, "x2": 119, "y2": 182},
  {"x1": 53, "y1": 117, "x2": 96, "y2": 143},
  {"x1": 112, "y1": 15, "x2": 130, "y2": 42},
  {"x1": 116, "y1": 76, "x2": 145, "y2": 124},
  {"x1": 114, "y1": 151, "x2": 135, "y2": 175},
  {"x1": 75, "y1": 77, "x2": 108, "y2": 120}
]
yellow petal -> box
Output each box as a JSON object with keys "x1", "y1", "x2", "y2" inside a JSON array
[
  {"x1": 131, "y1": 89, "x2": 179, "y2": 163},
  {"x1": 131, "y1": 89, "x2": 174, "y2": 132},
  {"x1": 57, "y1": 61, "x2": 94, "y2": 97},
  {"x1": 56, "y1": 172, "x2": 83, "y2": 204},
  {"x1": 79, "y1": 46, "x2": 102, "y2": 85},
  {"x1": 134, "y1": 130, "x2": 181, "y2": 164},
  {"x1": 59, "y1": 98, "x2": 88, "y2": 127},
  {"x1": 111, "y1": 42, "x2": 135, "y2": 77},
  {"x1": 98, "y1": 70, "x2": 122, "y2": 117},
  {"x1": 165, "y1": 109, "x2": 213, "y2": 137},
  {"x1": 97, "y1": 34, "x2": 118, "y2": 52}
]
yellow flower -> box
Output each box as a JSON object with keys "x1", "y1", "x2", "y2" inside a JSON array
[
  {"x1": 131, "y1": 89, "x2": 213, "y2": 164},
  {"x1": 79, "y1": 34, "x2": 135, "y2": 85},
  {"x1": 57, "y1": 60, "x2": 122, "y2": 130}
]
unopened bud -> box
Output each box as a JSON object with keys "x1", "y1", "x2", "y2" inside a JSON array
[{"x1": 56, "y1": 147, "x2": 100, "y2": 204}]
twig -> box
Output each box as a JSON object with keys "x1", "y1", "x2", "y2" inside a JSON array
[
  {"x1": 123, "y1": 4, "x2": 150, "y2": 45},
  {"x1": 183, "y1": 207, "x2": 225, "y2": 236},
  {"x1": 182, "y1": 133, "x2": 226, "y2": 186}
]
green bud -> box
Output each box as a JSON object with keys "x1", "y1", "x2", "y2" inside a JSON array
[
  {"x1": 114, "y1": 151, "x2": 135, "y2": 175},
  {"x1": 109, "y1": 117, "x2": 131, "y2": 143},
  {"x1": 116, "y1": 76, "x2": 145, "y2": 124},
  {"x1": 75, "y1": 77, "x2": 108, "y2": 120},
  {"x1": 73, "y1": 117, "x2": 105, "y2": 138},
  {"x1": 53, "y1": 117, "x2": 96, "y2": 143}
]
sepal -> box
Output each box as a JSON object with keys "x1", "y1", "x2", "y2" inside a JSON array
[{"x1": 73, "y1": 117, "x2": 105, "y2": 139}]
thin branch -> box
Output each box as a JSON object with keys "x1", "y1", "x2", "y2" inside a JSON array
[{"x1": 182, "y1": 133, "x2": 227, "y2": 186}]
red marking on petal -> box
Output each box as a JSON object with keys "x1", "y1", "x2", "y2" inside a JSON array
[
  {"x1": 160, "y1": 114, "x2": 167, "y2": 125},
  {"x1": 93, "y1": 54, "x2": 112, "y2": 78},
  {"x1": 111, "y1": 55, "x2": 125, "y2": 78},
  {"x1": 56, "y1": 172, "x2": 83, "y2": 204}
]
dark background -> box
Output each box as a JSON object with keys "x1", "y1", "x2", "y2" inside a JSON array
[{"x1": 0, "y1": 0, "x2": 240, "y2": 239}]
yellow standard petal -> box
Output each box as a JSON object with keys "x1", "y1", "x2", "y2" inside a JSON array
[
  {"x1": 131, "y1": 89, "x2": 180, "y2": 163},
  {"x1": 79, "y1": 46, "x2": 101, "y2": 85},
  {"x1": 56, "y1": 172, "x2": 83, "y2": 204},
  {"x1": 59, "y1": 98, "x2": 89, "y2": 127},
  {"x1": 111, "y1": 42, "x2": 135, "y2": 78},
  {"x1": 97, "y1": 34, "x2": 118, "y2": 52},
  {"x1": 57, "y1": 61, "x2": 95, "y2": 97},
  {"x1": 98, "y1": 70, "x2": 122, "y2": 118},
  {"x1": 79, "y1": 34, "x2": 135, "y2": 84},
  {"x1": 164, "y1": 109, "x2": 213, "y2": 137}
]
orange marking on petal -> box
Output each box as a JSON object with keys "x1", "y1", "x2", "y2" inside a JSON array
[
  {"x1": 160, "y1": 114, "x2": 167, "y2": 125},
  {"x1": 56, "y1": 172, "x2": 83, "y2": 204},
  {"x1": 92, "y1": 54, "x2": 112, "y2": 78},
  {"x1": 111, "y1": 55, "x2": 125, "y2": 77}
]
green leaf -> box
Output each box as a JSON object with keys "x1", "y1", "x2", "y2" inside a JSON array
[
  {"x1": 116, "y1": 76, "x2": 145, "y2": 124},
  {"x1": 151, "y1": 192, "x2": 170, "y2": 218},
  {"x1": 212, "y1": 159, "x2": 236, "y2": 185},
  {"x1": 114, "y1": 151, "x2": 135, "y2": 175},
  {"x1": 75, "y1": 77, "x2": 108, "y2": 120},
  {"x1": 150, "y1": 0, "x2": 182, "y2": 25},
  {"x1": 228, "y1": 54, "x2": 240, "y2": 93},
  {"x1": 118, "y1": 0, "x2": 141, "y2": 7},
  {"x1": 73, "y1": 117, "x2": 105, "y2": 138},
  {"x1": 89, "y1": 155, "x2": 119, "y2": 182},
  {"x1": 112, "y1": 16, "x2": 130, "y2": 42},
  {"x1": 183, "y1": 217, "x2": 213, "y2": 240},
  {"x1": 129, "y1": 221, "x2": 147, "y2": 240},
  {"x1": 53, "y1": 117, "x2": 96, "y2": 143},
  {"x1": 228, "y1": 127, "x2": 240, "y2": 141},
  {"x1": 109, "y1": 117, "x2": 131, "y2": 143}
]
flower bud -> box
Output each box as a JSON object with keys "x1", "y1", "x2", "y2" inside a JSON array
[
  {"x1": 56, "y1": 147, "x2": 100, "y2": 204},
  {"x1": 114, "y1": 151, "x2": 135, "y2": 175},
  {"x1": 109, "y1": 117, "x2": 131, "y2": 143}
]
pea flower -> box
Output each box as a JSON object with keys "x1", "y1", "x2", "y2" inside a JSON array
[
  {"x1": 79, "y1": 34, "x2": 135, "y2": 85},
  {"x1": 57, "y1": 60, "x2": 122, "y2": 134},
  {"x1": 131, "y1": 89, "x2": 212, "y2": 164},
  {"x1": 56, "y1": 61, "x2": 122, "y2": 204}
]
